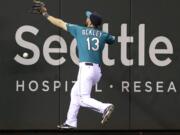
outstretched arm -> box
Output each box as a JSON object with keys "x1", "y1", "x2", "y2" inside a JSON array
[{"x1": 45, "y1": 15, "x2": 67, "y2": 31}]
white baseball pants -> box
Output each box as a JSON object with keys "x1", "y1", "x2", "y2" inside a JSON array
[{"x1": 65, "y1": 62, "x2": 111, "y2": 127}]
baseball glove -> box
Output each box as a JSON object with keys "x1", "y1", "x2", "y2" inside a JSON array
[{"x1": 31, "y1": 0, "x2": 47, "y2": 14}]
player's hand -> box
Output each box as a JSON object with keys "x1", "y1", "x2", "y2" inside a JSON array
[{"x1": 31, "y1": 0, "x2": 47, "y2": 14}]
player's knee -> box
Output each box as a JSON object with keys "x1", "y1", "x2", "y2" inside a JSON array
[{"x1": 79, "y1": 95, "x2": 90, "y2": 105}]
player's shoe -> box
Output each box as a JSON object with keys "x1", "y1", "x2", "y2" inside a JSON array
[
  {"x1": 58, "y1": 123, "x2": 76, "y2": 130},
  {"x1": 101, "y1": 104, "x2": 114, "y2": 125}
]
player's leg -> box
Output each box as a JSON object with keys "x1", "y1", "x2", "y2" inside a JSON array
[
  {"x1": 79, "y1": 80, "x2": 111, "y2": 113},
  {"x1": 63, "y1": 81, "x2": 80, "y2": 128},
  {"x1": 79, "y1": 64, "x2": 111, "y2": 114},
  {"x1": 92, "y1": 65, "x2": 114, "y2": 125}
]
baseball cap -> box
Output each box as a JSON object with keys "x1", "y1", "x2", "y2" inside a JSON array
[{"x1": 85, "y1": 11, "x2": 103, "y2": 27}]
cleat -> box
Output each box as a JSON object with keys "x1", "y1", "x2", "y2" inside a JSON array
[
  {"x1": 101, "y1": 104, "x2": 114, "y2": 125},
  {"x1": 57, "y1": 123, "x2": 76, "y2": 130}
]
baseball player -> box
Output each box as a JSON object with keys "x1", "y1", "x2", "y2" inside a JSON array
[{"x1": 32, "y1": 1, "x2": 115, "y2": 129}]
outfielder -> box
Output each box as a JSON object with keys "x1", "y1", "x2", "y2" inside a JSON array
[{"x1": 32, "y1": 1, "x2": 115, "y2": 129}]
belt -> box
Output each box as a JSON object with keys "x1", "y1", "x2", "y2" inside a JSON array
[
  {"x1": 85, "y1": 63, "x2": 93, "y2": 66},
  {"x1": 85, "y1": 62, "x2": 100, "y2": 67}
]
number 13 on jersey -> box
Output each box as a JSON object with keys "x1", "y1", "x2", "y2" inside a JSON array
[{"x1": 86, "y1": 37, "x2": 100, "y2": 51}]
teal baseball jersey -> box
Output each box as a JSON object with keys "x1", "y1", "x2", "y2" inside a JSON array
[{"x1": 67, "y1": 23, "x2": 115, "y2": 64}]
